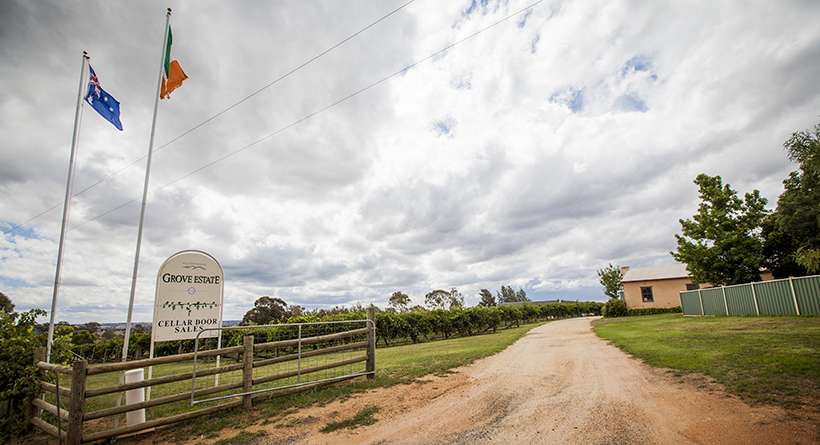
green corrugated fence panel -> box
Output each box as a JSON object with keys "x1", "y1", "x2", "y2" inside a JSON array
[
  {"x1": 792, "y1": 276, "x2": 820, "y2": 315},
  {"x1": 701, "y1": 288, "x2": 727, "y2": 315},
  {"x1": 679, "y1": 291, "x2": 703, "y2": 316},
  {"x1": 724, "y1": 285, "x2": 757, "y2": 315},
  {"x1": 678, "y1": 274, "x2": 820, "y2": 317},
  {"x1": 755, "y1": 280, "x2": 798, "y2": 315}
]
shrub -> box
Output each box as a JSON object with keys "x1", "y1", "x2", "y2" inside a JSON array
[
  {"x1": 626, "y1": 307, "x2": 682, "y2": 316},
  {"x1": 0, "y1": 309, "x2": 72, "y2": 441},
  {"x1": 602, "y1": 299, "x2": 628, "y2": 318},
  {"x1": 602, "y1": 300, "x2": 683, "y2": 318}
]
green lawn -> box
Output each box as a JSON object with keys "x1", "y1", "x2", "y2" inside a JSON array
[{"x1": 591, "y1": 314, "x2": 820, "y2": 407}]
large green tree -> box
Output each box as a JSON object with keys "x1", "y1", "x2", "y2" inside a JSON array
[
  {"x1": 77, "y1": 321, "x2": 101, "y2": 334},
  {"x1": 424, "y1": 288, "x2": 464, "y2": 310},
  {"x1": 672, "y1": 174, "x2": 769, "y2": 286},
  {"x1": 763, "y1": 123, "x2": 820, "y2": 277},
  {"x1": 596, "y1": 263, "x2": 623, "y2": 299},
  {"x1": 0, "y1": 292, "x2": 14, "y2": 315},
  {"x1": 478, "y1": 289, "x2": 496, "y2": 307},
  {"x1": 447, "y1": 288, "x2": 465, "y2": 309},
  {"x1": 241, "y1": 296, "x2": 289, "y2": 325},
  {"x1": 388, "y1": 291, "x2": 411, "y2": 312},
  {"x1": 496, "y1": 285, "x2": 529, "y2": 304},
  {"x1": 71, "y1": 329, "x2": 96, "y2": 345}
]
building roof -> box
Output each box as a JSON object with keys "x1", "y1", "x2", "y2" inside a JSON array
[{"x1": 622, "y1": 264, "x2": 689, "y2": 283}]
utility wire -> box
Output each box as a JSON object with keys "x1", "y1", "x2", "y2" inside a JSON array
[
  {"x1": 1, "y1": 0, "x2": 415, "y2": 237},
  {"x1": 2, "y1": 0, "x2": 543, "y2": 261},
  {"x1": 146, "y1": 0, "x2": 545, "y2": 191}
]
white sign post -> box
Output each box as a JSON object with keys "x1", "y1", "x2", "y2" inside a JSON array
[{"x1": 148, "y1": 250, "x2": 224, "y2": 398}]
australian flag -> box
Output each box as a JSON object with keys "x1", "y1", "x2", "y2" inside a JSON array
[{"x1": 85, "y1": 64, "x2": 123, "y2": 131}]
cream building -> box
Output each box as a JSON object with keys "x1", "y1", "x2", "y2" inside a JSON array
[
  {"x1": 621, "y1": 264, "x2": 775, "y2": 310},
  {"x1": 621, "y1": 264, "x2": 698, "y2": 310}
]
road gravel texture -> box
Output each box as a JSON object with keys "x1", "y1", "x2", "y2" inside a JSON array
[{"x1": 125, "y1": 317, "x2": 819, "y2": 445}]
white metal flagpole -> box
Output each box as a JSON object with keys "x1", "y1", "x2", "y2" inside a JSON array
[
  {"x1": 46, "y1": 51, "x2": 89, "y2": 363},
  {"x1": 113, "y1": 9, "x2": 172, "y2": 428},
  {"x1": 120, "y1": 7, "x2": 172, "y2": 365}
]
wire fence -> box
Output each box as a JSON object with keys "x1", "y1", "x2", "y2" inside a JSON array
[{"x1": 191, "y1": 320, "x2": 371, "y2": 405}]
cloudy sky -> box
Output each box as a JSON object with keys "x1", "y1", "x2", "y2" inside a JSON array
[{"x1": 1, "y1": 0, "x2": 819, "y2": 324}]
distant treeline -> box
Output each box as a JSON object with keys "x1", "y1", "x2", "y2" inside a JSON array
[
  {"x1": 373, "y1": 301, "x2": 603, "y2": 347},
  {"x1": 66, "y1": 302, "x2": 602, "y2": 363}
]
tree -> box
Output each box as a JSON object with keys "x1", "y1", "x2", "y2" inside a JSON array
[
  {"x1": 77, "y1": 321, "x2": 101, "y2": 334},
  {"x1": 0, "y1": 292, "x2": 14, "y2": 316},
  {"x1": 795, "y1": 247, "x2": 820, "y2": 273},
  {"x1": 54, "y1": 321, "x2": 74, "y2": 337},
  {"x1": 389, "y1": 291, "x2": 411, "y2": 312},
  {"x1": 496, "y1": 285, "x2": 529, "y2": 304},
  {"x1": 762, "y1": 211, "x2": 805, "y2": 278},
  {"x1": 242, "y1": 296, "x2": 289, "y2": 325},
  {"x1": 424, "y1": 290, "x2": 447, "y2": 309},
  {"x1": 597, "y1": 263, "x2": 623, "y2": 299},
  {"x1": 763, "y1": 123, "x2": 820, "y2": 278},
  {"x1": 784, "y1": 122, "x2": 820, "y2": 175},
  {"x1": 672, "y1": 174, "x2": 769, "y2": 286},
  {"x1": 285, "y1": 304, "x2": 306, "y2": 319},
  {"x1": 478, "y1": 289, "x2": 496, "y2": 307},
  {"x1": 71, "y1": 329, "x2": 96, "y2": 345},
  {"x1": 447, "y1": 288, "x2": 465, "y2": 309}
]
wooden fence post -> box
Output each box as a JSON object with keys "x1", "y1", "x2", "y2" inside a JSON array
[
  {"x1": 366, "y1": 307, "x2": 376, "y2": 380},
  {"x1": 25, "y1": 347, "x2": 46, "y2": 432},
  {"x1": 243, "y1": 335, "x2": 254, "y2": 409},
  {"x1": 67, "y1": 360, "x2": 88, "y2": 445}
]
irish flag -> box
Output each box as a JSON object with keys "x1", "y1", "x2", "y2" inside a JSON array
[{"x1": 160, "y1": 27, "x2": 188, "y2": 99}]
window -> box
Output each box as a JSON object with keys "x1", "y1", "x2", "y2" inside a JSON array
[
  {"x1": 641, "y1": 286, "x2": 654, "y2": 302},
  {"x1": 686, "y1": 283, "x2": 699, "y2": 291}
]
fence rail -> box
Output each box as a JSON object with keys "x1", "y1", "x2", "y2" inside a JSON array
[
  {"x1": 28, "y1": 308, "x2": 376, "y2": 445},
  {"x1": 680, "y1": 275, "x2": 820, "y2": 316}
]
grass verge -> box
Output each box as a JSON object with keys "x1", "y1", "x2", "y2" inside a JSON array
[
  {"x1": 591, "y1": 314, "x2": 820, "y2": 407},
  {"x1": 320, "y1": 405, "x2": 380, "y2": 433},
  {"x1": 213, "y1": 430, "x2": 266, "y2": 445}
]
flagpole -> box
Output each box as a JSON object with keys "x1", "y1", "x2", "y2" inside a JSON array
[
  {"x1": 113, "y1": 9, "x2": 172, "y2": 427},
  {"x1": 46, "y1": 51, "x2": 89, "y2": 363},
  {"x1": 120, "y1": 8, "x2": 171, "y2": 364}
]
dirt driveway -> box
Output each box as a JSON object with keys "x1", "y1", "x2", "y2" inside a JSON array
[{"x1": 131, "y1": 317, "x2": 818, "y2": 444}]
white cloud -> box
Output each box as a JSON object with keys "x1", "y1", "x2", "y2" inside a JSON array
[{"x1": 1, "y1": 0, "x2": 819, "y2": 323}]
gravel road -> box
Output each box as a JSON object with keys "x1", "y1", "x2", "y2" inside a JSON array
[
  {"x1": 297, "y1": 317, "x2": 818, "y2": 445},
  {"x1": 115, "y1": 316, "x2": 817, "y2": 445}
]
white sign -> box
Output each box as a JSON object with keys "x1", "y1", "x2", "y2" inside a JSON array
[{"x1": 152, "y1": 250, "x2": 224, "y2": 342}]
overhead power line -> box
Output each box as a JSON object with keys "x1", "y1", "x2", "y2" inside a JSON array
[
  {"x1": 1, "y1": 0, "x2": 415, "y2": 238},
  {"x1": 2, "y1": 0, "x2": 543, "y2": 261},
  {"x1": 144, "y1": 0, "x2": 546, "y2": 192}
]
